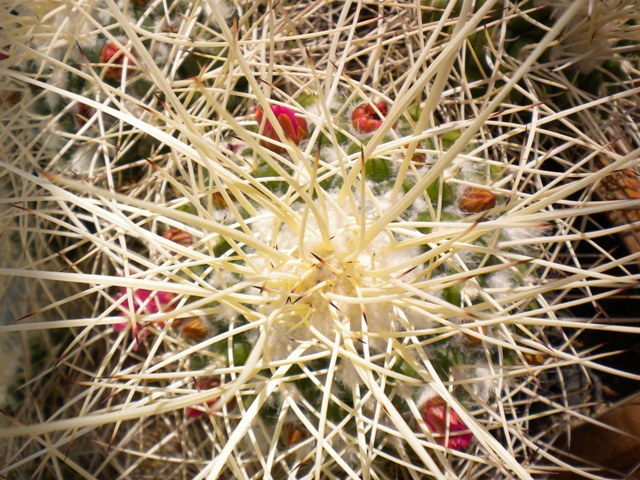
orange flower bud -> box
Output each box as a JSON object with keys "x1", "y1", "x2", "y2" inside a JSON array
[
  {"x1": 212, "y1": 190, "x2": 234, "y2": 210},
  {"x1": 404, "y1": 142, "x2": 426, "y2": 165},
  {"x1": 523, "y1": 352, "x2": 545, "y2": 365},
  {"x1": 283, "y1": 423, "x2": 309, "y2": 446},
  {"x1": 463, "y1": 325, "x2": 487, "y2": 344}
]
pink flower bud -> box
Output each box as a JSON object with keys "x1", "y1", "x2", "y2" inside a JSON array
[
  {"x1": 254, "y1": 105, "x2": 308, "y2": 153},
  {"x1": 420, "y1": 395, "x2": 473, "y2": 450},
  {"x1": 351, "y1": 102, "x2": 388, "y2": 133},
  {"x1": 113, "y1": 288, "x2": 175, "y2": 350},
  {"x1": 100, "y1": 43, "x2": 136, "y2": 81}
]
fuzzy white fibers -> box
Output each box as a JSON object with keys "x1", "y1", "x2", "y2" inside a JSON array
[
  {"x1": 486, "y1": 270, "x2": 515, "y2": 298},
  {"x1": 501, "y1": 223, "x2": 550, "y2": 252},
  {"x1": 452, "y1": 365, "x2": 497, "y2": 402},
  {"x1": 248, "y1": 194, "x2": 425, "y2": 361},
  {"x1": 45, "y1": 67, "x2": 67, "y2": 110}
]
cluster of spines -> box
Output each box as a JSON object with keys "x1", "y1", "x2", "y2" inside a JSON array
[{"x1": 104, "y1": 94, "x2": 546, "y2": 463}]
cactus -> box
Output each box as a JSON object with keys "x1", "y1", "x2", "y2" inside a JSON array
[{"x1": 1, "y1": 1, "x2": 640, "y2": 479}]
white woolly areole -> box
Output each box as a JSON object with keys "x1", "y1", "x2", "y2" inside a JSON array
[
  {"x1": 501, "y1": 224, "x2": 550, "y2": 251},
  {"x1": 452, "y1": 365, "x2": 496, "y2": 402},
  {"x1": 487, "y1": 270, "x2": 515, "y2": 298},
  {"x1": 243, "y1": 197, "x2": 424, "y2": 361},
  {"x1": 45, "y1": 68, "x2": 67, "y2": 110},
  {"x1": 204, "y1": 0, "x2": 236, "y2": 20},
  {"x1": 415, "y1": 385, "x2": 438, "y2": 408}
]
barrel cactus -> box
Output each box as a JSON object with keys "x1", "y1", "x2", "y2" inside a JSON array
[{"x1": 2, "y1": 1, "x2": 639, "y2": 479}]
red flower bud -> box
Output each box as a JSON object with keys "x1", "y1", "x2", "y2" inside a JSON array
[
  {"x1": 186, "y1": 377, "x2": 220, "y2": 418},
  {"x1": 100, "y1": 43, "x2": 136, "y2": 81},
  {"x1": 254, "y1": 105, "x2": 308, "y2": 153},
  {"x1": 420, "y1": 395, "x2": 473, "y2": 450},
  {"x1": 352, "y1": 102, "x2": 388, "y2": 133}
]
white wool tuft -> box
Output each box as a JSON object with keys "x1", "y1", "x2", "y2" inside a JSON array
[
  {"x1": 336, "y1": 360, "x2": 364, "y2": 387},
  {"x1": 45, "y1": 68, "x2": 67, "y2": 110},
  {"x1": 501, "y1": 224, "x2": 550, "y2": 251},
  {"x1": 487, "y1": 270, "x2": 514, "y2": 294},
  {"x1": 415, "y1": 385, "x2": 438, "y2": 408},
  {"x1": 247, "y1": 194, "x2": 428, "y2": 362}
]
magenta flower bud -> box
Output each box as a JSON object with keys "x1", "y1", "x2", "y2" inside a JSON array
[
  {"x1": 113, "y1": 288, "x2": 175, "y2": 350},
  {"x1": 254, "y1": 105, "x2": 308, "y2": 153},
  {"x1": 420, "y1": 395, "x2": 473, "y2": 450}
]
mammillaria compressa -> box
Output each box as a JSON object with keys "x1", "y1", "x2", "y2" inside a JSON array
[{"x1": 2, "y1": 1, "x2": 640, "y2": 479}]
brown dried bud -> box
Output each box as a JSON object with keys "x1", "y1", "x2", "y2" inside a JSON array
[
  {"x1": 162, "y1": 23, "x2": 178, "y2": 34},
  {"x1": 283, "y1": 423, "x2": 309, "y2": 446},
  {"x1": 523, "y1": 352, "x2": 545, "y2": 365},
  {"x1": 463, "y1": 325, "x2": 487, "y2": 345},
  {"x1": 4, "y1": 91, "x2": 22, "y2": 106},
  {"x1": 213, "y1": 191, "x2": 234, "y2": 210},
  {"x1": 404, "y1": 142, "x2": 426, "y2": 165},
  {"x1": 162, "y1": 228, "x2": 193, "y2": 247},
  {"x1": 76, "y1": 103, "x2": 95, "y2": 128},
  {"x1": 458, "y1": 187, "x2": 496, "y2": 213},
  {"x1": 181, "y1": 317, "x2": 208, "y2": 341}
]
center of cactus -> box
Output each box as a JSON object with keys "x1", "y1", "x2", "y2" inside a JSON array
[{"x1": 254, "y1": 198, "x2": 421, "y2": 357}]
